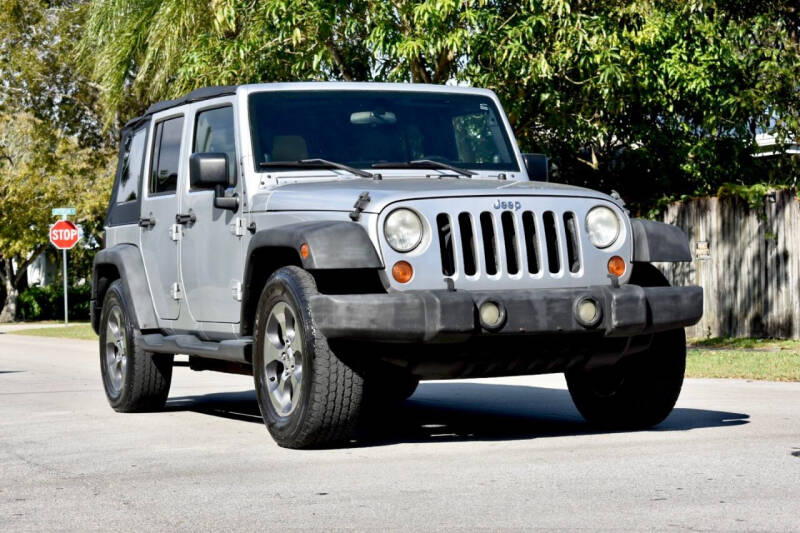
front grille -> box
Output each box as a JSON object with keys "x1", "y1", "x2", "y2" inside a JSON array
[
  {"x1": 380, "y1": 196, "x2": 630, "y2": 291},
  {"x1": 436, "y1": 209, "x2": 583, "y2": 279}
]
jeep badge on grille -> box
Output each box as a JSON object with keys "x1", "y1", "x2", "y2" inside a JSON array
[{"x1": 493, "y1": 199, "x2": 522, "y2": 211}]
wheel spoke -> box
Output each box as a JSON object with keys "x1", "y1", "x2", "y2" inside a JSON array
[
  {"x1": 274, "y1": 306, "x2": 288, "y2": 345},
  {"x1": 109, "y1": 308, "x2": 122, "y2": 341},
  {"x1": 263, "y1": 343, "x2": 282, "y2": 365},
  {"x1": 263, "y1": 300, "x2": 306, "y2": 416},
  {"x1": 266, "y1": 368, "x2": 280, "y2": 393},
  {"x1": 289, "y1": 368, "x2": 301, "y2": 393},
  {"x1": 103, "y1": 304, "x2": 128, "y2": 396},
  {"x1": 105, "y1": 321, "x2": 117, "y2": 349},
  {"x1": 282, "y1": 306, "x2": 296, "y2": 344},
  {"x1": 290, "y1": 333, "x2": 303, "y2": 352},
  {"x1": 266, "y1": 302, "x2": 290, "y2": 353},
  {"x1": 278, "y1": 376, "x2": 292, "y2": 408},
  {"x1": 118, "y1": 356, "x2": 127, "y2": 385}
]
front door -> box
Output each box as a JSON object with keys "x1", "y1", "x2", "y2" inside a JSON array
[
  {"x1": 140, "y1": 113, "x2": 185, "y2": 320},
  {"x1": 180, "y1": 102, "x2": 244, "y2": 324}
]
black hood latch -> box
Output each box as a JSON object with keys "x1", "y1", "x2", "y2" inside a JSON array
[{"x1": 349, "y1": 192, "x2": 371, "y2": 221}]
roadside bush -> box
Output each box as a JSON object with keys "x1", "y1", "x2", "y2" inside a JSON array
[{"x1": 18, "y1": 285, "x2": 91, "y2": 321}]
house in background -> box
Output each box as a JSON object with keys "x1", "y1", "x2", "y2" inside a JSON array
[
  {"x1": 755, "y1": 132, "x2": 800, "y2": 158},
  {"x1": 26, "y1": 253, "x2": 57, "y2": 286}
]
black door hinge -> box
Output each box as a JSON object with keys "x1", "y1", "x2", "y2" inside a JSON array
[
  {"x1": 175, "y1": 211, "x2": 197, "y2": 225},
  {"x1": 138, "y1": 216, "x2": 156, "y2": 228},
  {"x1": 349, "y1": 192, "x2": 371, "y2": 221},
  {"x1": 247, "y1": 222, "x2": 257, "y2": 234}
]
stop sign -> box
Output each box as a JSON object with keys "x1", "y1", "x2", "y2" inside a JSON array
[{"x1": 50, "y1": 220, "x2": 80, "y2": 250}]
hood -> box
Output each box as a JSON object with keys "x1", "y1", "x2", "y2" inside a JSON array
[{"x1": 258, "y1": 177, "x2": 617, "y2": 214}]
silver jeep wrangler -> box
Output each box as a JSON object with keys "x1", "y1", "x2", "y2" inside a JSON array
[{"x1": 92, "y1": 82, "x2": 703, "y2": 448}]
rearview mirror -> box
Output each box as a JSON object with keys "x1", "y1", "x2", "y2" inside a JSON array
[
  {"x1": 350, "y1": 111, "x2": 397, "y2": 125},
  {"x1": 189, "y1": 152, "x2": 238, "y2": 211},
  {"x1": 522, "y1": 153, "x2": 549, "y2": 182}
]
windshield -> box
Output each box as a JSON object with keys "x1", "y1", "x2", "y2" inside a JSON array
[{"x1": 248, "y1": 90, "x2": 519, "y2": 173}]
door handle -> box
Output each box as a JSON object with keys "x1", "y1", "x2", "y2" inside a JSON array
[
  {"x1": 138, "y1": 216, "x2": 156, "y2": 228},
  {"x1": 175, "y1": 212, "x2": 197, "y2": 225}
]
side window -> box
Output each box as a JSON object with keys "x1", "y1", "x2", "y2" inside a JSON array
[
  {"x1": 115, "y1": 127, "x2": 146, "y2": 203},
  {"x1": 193, "y1": 106, "x2": 236, "y2": 186},
  {"x1": 150, "y1": 116, "x2": 184, "y2": 195}
]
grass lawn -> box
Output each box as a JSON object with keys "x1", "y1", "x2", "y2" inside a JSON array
[
  {"x1": 687, "y1": 338, "x2": 800, "y2": 382},
  {"x1": 11, "y1": 323, "x2": 97, "y2": 341}
]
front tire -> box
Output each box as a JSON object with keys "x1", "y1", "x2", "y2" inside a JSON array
[
  {"x1": 99, "y1": 280, "x2": 172, "y2": 412},
  {"x1": 253, "y1": 266, "x2": 365, "y2": 449},
  {"x1": 565, "y1": 328, "x2": 686, "y2": 429}
]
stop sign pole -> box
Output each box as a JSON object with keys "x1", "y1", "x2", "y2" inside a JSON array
[{"x1": 50, "y1": 208, "x2": 79, "y2": 326}]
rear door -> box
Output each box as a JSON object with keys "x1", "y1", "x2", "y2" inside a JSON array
[
  {"x1": 179, "y1": 100, "x2": 244, "y2": 323},
  {"x1": 139, "y1": 113, "x2": 186, "y2": 320}
]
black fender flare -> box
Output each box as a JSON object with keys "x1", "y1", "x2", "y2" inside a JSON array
[
  {"x1": 240, "y1": 221, "x2": 383, "y2": 335},
  {"x1": 245, "y1": 221, "x2": 383, "y2": 271},
  {"x1": 630, "y1": 219, "x2": 692, "y2": 263},
  {"x1": 91, "y1": 244, "x2": 158, "y2": 333}
]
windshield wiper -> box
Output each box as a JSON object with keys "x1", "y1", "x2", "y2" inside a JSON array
[
  {"x1": 371, "y1": 159, "x2": 476, "y2": 177},
  {"x1": 259, "y1": 158, "x2": 375, "y2": 178}
]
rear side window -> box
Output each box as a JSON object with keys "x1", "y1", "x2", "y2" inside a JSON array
[
  {"x1": 193, "y1": 106, "x2": 236, "y2": 187},
  {"x1": 115, "y1": 127, "x2": 146, "y2": 203},
  {"x1": 150, "y1": 116, "x2": 184, "y2": 195}
]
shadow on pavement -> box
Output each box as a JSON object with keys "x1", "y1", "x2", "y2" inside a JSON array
[{"x1": 166, "y1": 381, "x2": 749, "y2": 446}]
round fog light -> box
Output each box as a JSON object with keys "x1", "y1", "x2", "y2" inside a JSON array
[
  {"x1": 575, "y1": 297, "x2": 602, "y2": 328},
  {"x1": 478, "y1": 300, "x2": 506, "y2": 330},
  {"x1": 578, "y1": 300, "x2": 598, "y2": 323}
]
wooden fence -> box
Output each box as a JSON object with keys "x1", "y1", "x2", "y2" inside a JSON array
[{"x1": 659, "y1": 189, "x2": 800, "y2": 339}]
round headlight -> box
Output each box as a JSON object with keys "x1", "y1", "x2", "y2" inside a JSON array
[
  {"x1": 384, "y1": 208, "x2": 424, "y2": 252},
  {"x1": 585, "y1": 206, "x2": 620, "y2": 248}
]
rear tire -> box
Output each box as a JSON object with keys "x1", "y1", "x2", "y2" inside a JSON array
[
  {"x1": 565, "y1": 328, "x2": 686, "y2": 429},
  {"x1": 253, "y1": 266, "x2": 365, "y2": 449},
  {"x1": 99, "y1": 280, "x2": 172, "y2": 412}
]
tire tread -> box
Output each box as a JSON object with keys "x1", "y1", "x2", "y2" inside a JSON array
[{"x1": 254, "y1": 266, "x2": 364, "y2": 448}]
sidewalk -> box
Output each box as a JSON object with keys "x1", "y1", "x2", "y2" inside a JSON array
[{"x1": 0, "y1": 322, "x2": 77, "y2": 334}]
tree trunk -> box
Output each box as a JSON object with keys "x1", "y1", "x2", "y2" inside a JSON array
[
  {"x1": 0, "y1": 277, "x2": 18, "y2": 323},
  {"x1": 0, "y1": 248, "x2": 44, "y2": 322}
]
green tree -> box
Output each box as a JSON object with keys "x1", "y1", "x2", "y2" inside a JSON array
[
  {"x1": 81, "y1": 1, "x2": 800, "y2": 214},
  {"x1": 0, "y1": 0, "x2": 110, "y2": 146},
  {"x1": 0, "y1": 0, "x2": 114, "y2": 321},
  {"x1": 0, "y1": 112, "x2": 111, "y2": 321},
  {"x1": 468, "y1": 1, "x2": 800, "y2": 213}
]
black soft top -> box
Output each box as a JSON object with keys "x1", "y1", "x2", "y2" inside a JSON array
[
  {"x1": 123, "y1": 85, "x2": 237, "y2": 129},
  {"x1": 109, "y1": 86, "x2": 236, "y2": 227}
]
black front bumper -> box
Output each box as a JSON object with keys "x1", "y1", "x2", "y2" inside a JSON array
[{"x1": 310, "y1": 284, "x2": 703, "y2": 343}]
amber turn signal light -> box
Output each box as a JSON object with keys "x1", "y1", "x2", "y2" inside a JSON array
[
  {"x1": 299, "y1": 243, "x2": 310, "y2": 260},
  {"x1": 607, "y1": 255, "x2": 626, "y2": 277},
  {"x1": 392, "y1": 261, "x2": 414, "y2": 283}
]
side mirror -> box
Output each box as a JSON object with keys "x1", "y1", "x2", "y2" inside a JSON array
[
  {"x1": 522, "y1": 153, "x2": 549, "y2": 182},
  {"x1": 190, "y1": 152, "x2": 230, "y2": 189},
  {"x1": 189, "y1": 152, "x2": 239, "y2": 211}
]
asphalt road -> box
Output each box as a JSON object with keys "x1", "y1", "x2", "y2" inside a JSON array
[{"x1": 1, "y1": 333, "x2": 799, "y2": 531}]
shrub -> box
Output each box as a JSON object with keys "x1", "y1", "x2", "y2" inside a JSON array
[{"x1": 18, "y1": 284, "x2": 91, "y2": 321}]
